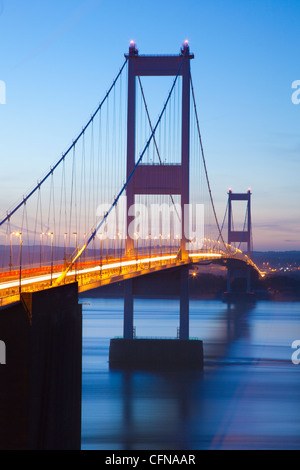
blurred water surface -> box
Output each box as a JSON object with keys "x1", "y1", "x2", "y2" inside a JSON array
[{"x1": 81, "y1": 298, "x2": 300, "y2": 450}]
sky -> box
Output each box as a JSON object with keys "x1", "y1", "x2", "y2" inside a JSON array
[{"x1": 0, "y1": 0, "x2": 299, "y2": 251}]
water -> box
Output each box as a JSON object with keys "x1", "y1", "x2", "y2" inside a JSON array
[{"x1": 81, "y1": 298, "x2": 300, "y2": 450}]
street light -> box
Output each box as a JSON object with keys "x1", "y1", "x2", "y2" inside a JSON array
[
  {"x1": 159, "y1": 233, "x2": 163, "y2": 262},
  {"x1": 40, "y1": 232, "x2": 45, "y2": 268},
  {"x1": 117, "y1": 233, "x2": 122, "y2": 274},
  {"x1": 99, "y1": 234, "x2": 104, "y2": 277},
  {"x1": 153, "y1": 236, "x2": 158, "y2": 254},
  {"x1": 167, "y1": 233, "x2": 171, "y2": 254},
  {"x1": 73, "y1": 232, "x2": 77, "y2": 281},
  {"x1": 175, "y1": 234, "x2": 180, "y2": 253},
  {"x1": 146, "y1": 235, "x2": 151, "y2": 268},
  {"x1": 14, "y1": 232, "x2": 22, "y2": 294},
  {"x1": 48, "y1": 232, "x2": 54, "y2": 286},
  {"x1": 134, "y1": 232, "x2": 139, "y2": 269},
  {"x1": 63, "y1": 233, "x2": 68, "y2": 266},
  {"x1": 9, "y1": 232, "x2": 14, "y2": 272}
]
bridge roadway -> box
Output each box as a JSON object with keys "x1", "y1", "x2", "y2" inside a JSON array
[{"x1": 0, "y1": 247, "x2": 262, "y2": 308}]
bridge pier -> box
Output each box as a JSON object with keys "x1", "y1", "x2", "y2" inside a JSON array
[
  {"x1": 247, "y1": 269, "x2": 251, "y2": 294},
  {"x1": 224, "y1": 266, "x2": 255, "y2": 303},
  {"x1": 179, "y1": 265, "x2": 189, "y2": 340},
  {"x1": 124, "y1": 279, "x2": 134, "y2": 339},
  {"x1": 0, "y1": 283, "x2": 82, "y2": 450},
  {"x1": 224, "y1": 189, "x2": 255, "y2": 303},
  {"x1": 109, "y1": 267, "x2": 203, "y2": 370}
]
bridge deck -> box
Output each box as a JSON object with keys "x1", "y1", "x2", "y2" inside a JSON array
[{"x1": 0, "y1": 250, "x2": 261, "y2": 308}]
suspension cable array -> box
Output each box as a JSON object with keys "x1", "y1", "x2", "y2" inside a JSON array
[
  {"x1": 190, "y1": 75, "x2": 227, "y2": 252},
  {"x1": 0, "y1": 58, "x2": 128, "y2": 228},
  {"x1": 0, "y1": 45, "x2": 261, "y2": 306},
  {"x1": 54, "y1": 49, "x2": 187, "y2": 285}
]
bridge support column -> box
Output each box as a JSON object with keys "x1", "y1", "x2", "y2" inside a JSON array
[
  {"x1": 246, "y1": 269, "x2": 251, "y2": 294},
  {"x1": 179, "y1": 265, "x2": 189, "y2": 340},
  {"x1": 224, "y1": 266, "x2": 255, "y2": 303},
  {"x1": 223, "y1": 188, "x2": 255, "y2": 303},
  {"x1": 109, "y1": 268, "x2": 203, "y2": 370},
  {"x1": 227, "y1": 269, "x2": 232, "y2": 294},
  {"x1": 0, "y1": 283, "x2": 82, "y2": 450},
  {"x1": 124, "y1": 279, "x2": 134, "y2": 339}
]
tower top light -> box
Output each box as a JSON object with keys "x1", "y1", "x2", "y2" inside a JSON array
[
  {"x1": 129, "y1": 40, "x2": 138, "y2": 56},
  {"x1": 181, "y1": 39, "x2": 190, "y2": 55}
]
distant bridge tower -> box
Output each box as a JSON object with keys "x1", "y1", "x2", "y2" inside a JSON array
[
  {"x1": 227, "y1": 189, "x2": 252, "y2": 295},
  {"x1": 228, "y1": 189, "x2": 252, "y2": 257},
  {"x1": 125, "y1": 41, "x2": 194, "y2": 258}
]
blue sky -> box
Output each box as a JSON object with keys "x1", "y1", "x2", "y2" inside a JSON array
[{"x1": 0, "y1": 0, "x2": 299, "y2": 251}]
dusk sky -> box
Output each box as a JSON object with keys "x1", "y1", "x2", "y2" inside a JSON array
[{"x1": 0, "y1": 0, "x2": 299, "y2": 251}]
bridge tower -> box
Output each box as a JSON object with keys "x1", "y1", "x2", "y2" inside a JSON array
[
  {"x1": 228, "y1": 189, "x2": 252, "y2": 257},
  {"x1": 227, "y1": 189, "x2": 252, "y2": 295},
  {"x1": 125, "y1": 41, "x2": 194, "y2": 258},
  {"x1": 123, "y1": 42, "x2": 194, "y2": 342}
]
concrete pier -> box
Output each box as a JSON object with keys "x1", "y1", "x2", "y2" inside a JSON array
[
  {"x1": 109, "y1": 338, "x2": 203, "y2": 370},
  {"x1": 0, "y1": 283, "x2": 82, "y2": 450},
  {"x1": 109, "y1": 266, "x2": 204, "y2": 370}
]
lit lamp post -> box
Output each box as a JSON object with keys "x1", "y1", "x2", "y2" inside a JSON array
[
  {"x1": 145, "y1": 235, "x2": 151, "y2": 268},
  {"x1": 148, "y1": 235, "x2": 151, "y2": 267},
  {"x1": 134, "y1": 232, "x2": 139, "y2": 270},
  {"x1": 159, "y1": 233, "x2": 163, "y2": 263},
  {"x1": 40, "y1": 232, "x2": 45, "y2": 268},
  {"x1": 118, "y1": 233, "x2": 122, "y2": 274},
  {"x1": 83, "y1": 233, "x2": 87, "y2": 263},
  {"x1": 99, "y1": 234, "x2": 104, "y2": 277},
  {"x1": 167, "y1": 233, "x2": 171, "y2": 254},
  {"x1": 73, "y1": 232, "x2": 77, "y2": 281},
  {"x1": 154, "y1": 236, "x2": 158, "y2": 255},
  {"x1": 48, "y1": 232, "x2": 54, "y2": 286},
  {"x1": 64, "y1": 232, "x2": 68, "y2": 267},
  {"x1": 9, "y1": 231, "x2": 14, "y2": 272},
  {"x1": 14, "y1": 232, "x2": 22, "y2": 294},
  {"x1": 175, "y1": 234, "x2": 179, "y2": 254},
  {"x1": 114, "y1": 234, "x2": 117, "y2": 260}
]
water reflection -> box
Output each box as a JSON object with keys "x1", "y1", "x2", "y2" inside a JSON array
[
  {"x1": 200, "y1": 301, "x2": 253, "y2": 361},
  {"x1": 118, "y1": 370, "x2": 204, "y2": 450},
  {"x1": 81, "y1": 299, "x2": 300, "y2": 450}
]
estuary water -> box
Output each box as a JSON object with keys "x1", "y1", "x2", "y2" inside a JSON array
[{"x1": 81, "y1": 298, "x2": 300, "y2": 450}]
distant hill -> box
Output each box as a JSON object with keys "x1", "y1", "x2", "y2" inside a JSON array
[{"x1": 252, "y1": 251, "x2": 300, "y2": 268}]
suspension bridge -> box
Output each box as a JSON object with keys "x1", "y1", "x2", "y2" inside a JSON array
[
  {"x1": 0, "y1": 41, "x2": 265, "y2": 449},
  {"x1": 0, "y1": 41, "x2": 261, "y2": 313}
]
